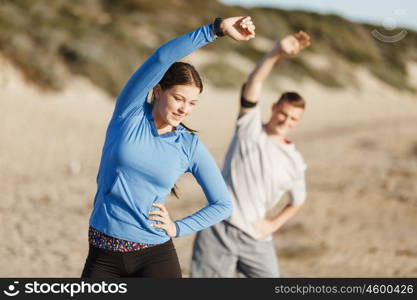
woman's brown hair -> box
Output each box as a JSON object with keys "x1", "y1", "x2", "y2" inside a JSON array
[{"x1": 155, "y1": 62, "x2": 203, "y2": 197}]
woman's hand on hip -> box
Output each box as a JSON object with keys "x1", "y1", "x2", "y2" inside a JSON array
[
  {"x1": 148, "y1": 203, "x2": 177, "y2": 237},
  {"x1": 222, "y1": 16, "x2": 256, "y2": 41}
]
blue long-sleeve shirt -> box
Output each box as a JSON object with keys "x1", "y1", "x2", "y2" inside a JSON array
[{"x1": 89, "y1": 24, "x2": 232, "y2": 244}]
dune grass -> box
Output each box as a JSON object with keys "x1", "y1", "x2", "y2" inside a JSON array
[{"x1": 0, "y1": 0, "x2": 416, "y2": 95}]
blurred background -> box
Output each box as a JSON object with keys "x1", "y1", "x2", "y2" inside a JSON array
[{"x1": 0, "y1": 0, "x2": 416, "y2": 277}]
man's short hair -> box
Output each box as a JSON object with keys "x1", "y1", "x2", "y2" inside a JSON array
[{"x1": 277, "y1": 92, "x2": 305, "y2": 109}]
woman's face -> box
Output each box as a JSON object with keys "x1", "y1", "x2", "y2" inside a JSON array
[{"x1": 153, "y1": 84, "x2": 200, "y2": 128}]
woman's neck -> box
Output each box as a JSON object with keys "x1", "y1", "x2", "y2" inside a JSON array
[{"x1": 152, "y1": 111, "x2": 175, "y2": 135}]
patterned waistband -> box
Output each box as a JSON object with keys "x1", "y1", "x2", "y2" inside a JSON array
[{"x1": 88, "y1": 226, "x2": 156, "y2": 252}]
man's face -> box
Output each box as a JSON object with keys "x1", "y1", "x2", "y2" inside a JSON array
[{"x1": 267, "y1": 101, "x2": 304, "y2": 137}]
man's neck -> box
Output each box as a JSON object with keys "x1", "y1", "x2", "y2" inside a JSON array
[
  {"x1": 265, "y1": 124, "x2": 290, "y2": 145},
  {"x1": 269, "y1": 134, "x2": 290, "y2": 145}
]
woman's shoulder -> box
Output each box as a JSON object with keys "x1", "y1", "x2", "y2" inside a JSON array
[
  {"x1": 176, "y1": 127, "x2": 201, "y2": 160},
  {"x1": 177, "y1": 126, "x2": 198, "y2": 145}
]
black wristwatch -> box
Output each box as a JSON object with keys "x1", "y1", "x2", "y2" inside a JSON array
[{"x1": 213, "y1": 17, "x2": 224, "y2": 38}]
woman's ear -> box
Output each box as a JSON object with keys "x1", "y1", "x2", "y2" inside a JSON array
[{"x1": 153, "y1": 84, "x2": 162, "y2": 101}]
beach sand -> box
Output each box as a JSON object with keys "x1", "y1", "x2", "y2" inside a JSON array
[{"x1": 1, "y1": 56, "x2": 416, "y2": 277}]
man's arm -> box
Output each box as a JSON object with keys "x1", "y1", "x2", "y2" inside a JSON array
[
  {"x1": 253, "y1": 203, "x2": 304, "y2": 240},
  {"x1": 239, "y1": 31, "x2": 311, "y2": 117}
]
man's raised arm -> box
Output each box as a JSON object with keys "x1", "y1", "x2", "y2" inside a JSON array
[{"x1": 239, "y1": 31, "x2": 311, "y2": 117}]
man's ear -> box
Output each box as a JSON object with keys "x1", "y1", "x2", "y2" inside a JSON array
[{"x1": 271, "y1": 102, "x2": 277, "y2": 112}]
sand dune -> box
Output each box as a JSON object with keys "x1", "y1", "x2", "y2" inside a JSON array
[{"x1": 1, "y1": 56, "x2": 416, "y2": 277}]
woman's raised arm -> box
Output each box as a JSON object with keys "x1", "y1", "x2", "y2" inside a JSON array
[{"x1": 113, "y1": 17, "x2": 256, "y2": 119}]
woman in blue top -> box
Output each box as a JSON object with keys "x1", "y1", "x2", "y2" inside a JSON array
[{"x1": 81, "y1": 16, "x2": 256, "y2": 278}]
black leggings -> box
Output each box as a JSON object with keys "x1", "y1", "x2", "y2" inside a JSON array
[{"x1": 81, "y1": 239, "x2": 182, "y2": 278}]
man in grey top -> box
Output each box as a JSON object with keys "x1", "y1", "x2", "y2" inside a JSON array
[{"x1": 191, "y1": 31, "x2": 311, "y2": 277}]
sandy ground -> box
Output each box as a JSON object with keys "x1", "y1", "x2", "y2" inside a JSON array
[{"x1": 1, "y1": 55, "x2": 417, "y2": 277}]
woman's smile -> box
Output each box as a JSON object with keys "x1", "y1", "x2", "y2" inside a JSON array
[{"x1": 171, "y1": 112, "x2": 184, "y2": 121}]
